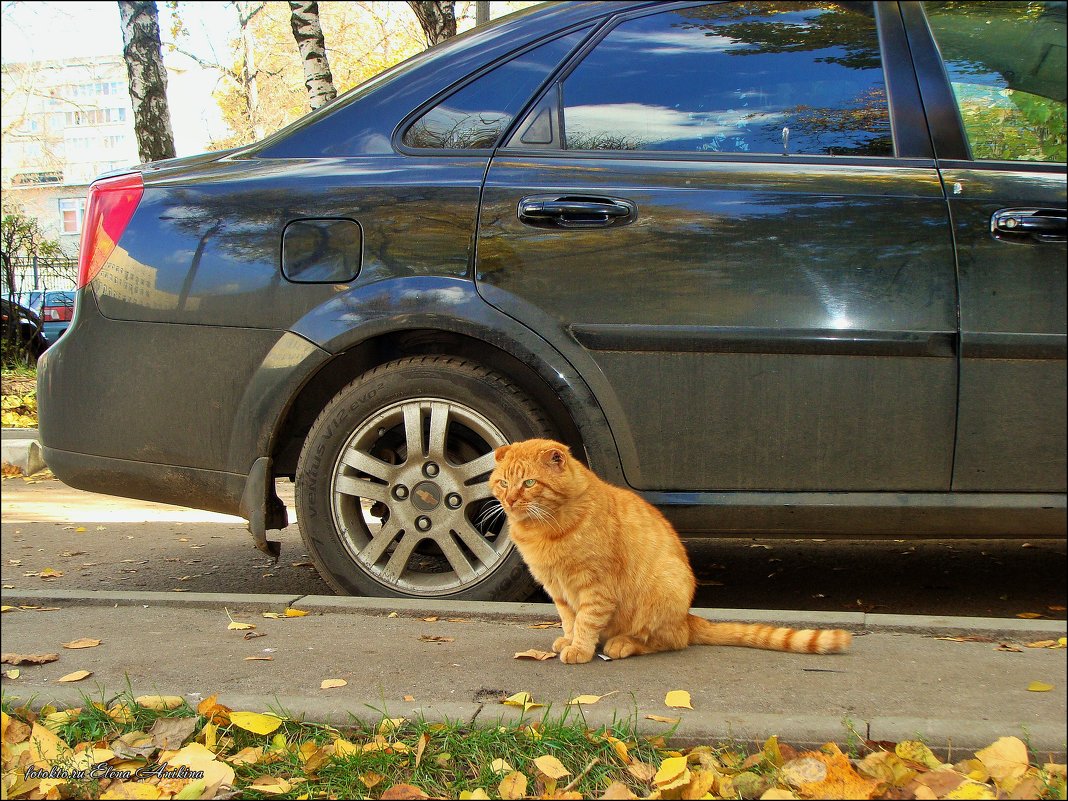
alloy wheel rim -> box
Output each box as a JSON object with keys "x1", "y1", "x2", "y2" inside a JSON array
[{"x1": 329, "y1": 398, "x2": 511, "y2": 595}]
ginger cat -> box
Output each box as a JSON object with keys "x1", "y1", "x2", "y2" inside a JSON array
[{"x1": 491, "y1": 439, "x2": 852, "y2": 664}]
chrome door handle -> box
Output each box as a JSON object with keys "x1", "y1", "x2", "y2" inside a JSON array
[
  {"x1": 518, "y1": 195, "x2": 637, "y2": 229},
  {"x1": 991, "y1": 208, "x2": 1066, "y2": 243}
]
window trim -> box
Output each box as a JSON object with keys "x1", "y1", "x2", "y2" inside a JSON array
[
  {"x1": 391, "y1": 20, "x2": 605, "y2": 157},
  {"x1": 502, "y1": 0, "x2": 927, "y2": 164}
]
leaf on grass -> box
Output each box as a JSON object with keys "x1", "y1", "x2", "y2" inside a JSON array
[
  {"x1": 359, "y1": 771, "x2": 385, "y2": 788},
  {"x1": 856, "y1": 751, "x2": 917, "y2": 787},
  {"x1": 1027, "y1": 681, "x2": 1053, "y2": 692},
  {"x1": 28, "y1": 721, "x2": 72, "y2": 763},
  {"x1": 415, "y1": 732, "x2": 429, "y2": 769},
  {"x1": 502, "y1": 691, "x2": 545, "y2": 711},
  {"x1": 975, "y1": 736, "x2": 1031, "y2": 792},
  {"x1": 381, "y1": 785, "x2": 431, "y2": 800},
  {"x1": 490, "y1": 758, "x2": 515, "y2": 774},
  {"x1": 654, "y1": 756, "x2": 691, "y2": 791},
  {"x1": 229, "y1": 710, "x2": 284, "y2": 735},
  {"x1": 514, "y1": 649, "x2": 557, "y2": 661},
  {"x1": 149, "y1": 716, "x2": 198, "y2": 750},
  {"x1": 568, "y1": 692, "x2": 617, "y2": 705},
  {"x1": 197, "y1": 694, "x2": 232, "y2": 725},
  {"x1": 100, "y1": 781, "x2": 163, "y2": 799},
  {"x1": 498, "y1": 771, "x2": 528, "y2": 800},
  {"x1": 111, "y1": 730, "x2": 158, "y2": 759},
  {"x1": 136, "y1": 695, "x2": 184, "y2": 711},
  {"x1": 62, "y1": 637, "x2": 102, "y2": 649},
  {"x1": 249, "y1": 776, "x2": 292, "y2": 795},
  {"x1": 1, "y1": 652, "x2": 58, "y2": 665},
  {"x1": 321, "y1": 678, "x2": 347, "y2": 689},
  {"x1": 618, "y1": 763, "x2": 652, "y2": 785},
  {"x1": 225, "y1": 746, "x2": 263, "y2": 765},
  {"x1": 644, "y1": 714, "x2": 680, "y2": 724},
  {"x1": 602, "y1": 781, "x2": 638, "y2": 799},
  {"x1": 332, "y1": 738, "x2": 360, "y2": 758},
  {"x1": 896, "y1": 740, "x2": 943, "y2": 770},
  {"x1": 534, "y1": 754, "x2": 571, "y2": 780},
  {"x1": 664, "y1": 690, "x2": 694, "y2": 709},
  {"x1": 227, "y1": 622, "x2": 255, "y2": 631},
  {"x1": 790, "y1": 744, "x2": 881, "y2": 800},
  {"x1": 57, "y1": 669, "x2": 92, "y2": 682}
]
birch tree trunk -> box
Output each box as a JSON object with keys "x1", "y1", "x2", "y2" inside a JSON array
[
  {"x1": 406, "y1": 1, "x2": 457, "y2": 48},
  {"x1": 117, "y1": 1, "x2": 177, "y2": 163},
  {"x1": 235, "y1": 1, "x2": 267, "y2": 140},
  {"x1": 288, "y1": 1, "x2": 337, "y2": 111}
]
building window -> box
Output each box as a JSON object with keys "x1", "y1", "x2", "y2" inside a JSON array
[{"x1": 60, "y1": 198, "x2": 86, "y2": 234}]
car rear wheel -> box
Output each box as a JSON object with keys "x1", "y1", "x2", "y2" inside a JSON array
[{"x1": 295, "y1": 355, "x2": 554, "y2": 600}]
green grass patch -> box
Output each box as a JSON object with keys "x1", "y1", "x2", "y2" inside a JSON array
[{"x1": 2, "y1": 692, "x2": 1065, "y2": 799}]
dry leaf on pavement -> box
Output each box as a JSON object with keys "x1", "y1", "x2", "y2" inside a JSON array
[
  {"x1": 514, "y1": 649, "x2": 557, "y2": 661},
  {"x1": 664, "y1": 690, "x2": 694, "y2": 709},
  {"x1": 57, "y1": 669, "x2": 92, "y2": 682},
  {"x1": 62, "y1": 637, "x2": 102, "y2": 649},
  {"x1": 1, "y1": 653, "x2": 58, "y2": 665}
]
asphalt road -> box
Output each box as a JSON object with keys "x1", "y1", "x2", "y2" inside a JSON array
[{"x1": 2, "y1": 476, "x2": 1065, "y2": 619}]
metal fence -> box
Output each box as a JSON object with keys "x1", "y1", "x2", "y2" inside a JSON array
[{"x1": 6, "y1": 256, "x2": 78, "y2": 293}]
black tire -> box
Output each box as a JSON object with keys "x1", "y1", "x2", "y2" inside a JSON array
[{"x1": 296, "y1": 355, "x2": 555, "y2": 600}]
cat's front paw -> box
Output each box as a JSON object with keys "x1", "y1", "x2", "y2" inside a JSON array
[
  {"x1": 558, "y1": 643, "x2": 595, "y2": 664},
  {"x1": 551, "y1": 636, "x2": 572, "y2": 653}
]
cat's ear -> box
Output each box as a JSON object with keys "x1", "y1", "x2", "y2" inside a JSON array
[
  {"x1": 494, "y1": 445, "x2": 511, "y2": 463},
  {"x1": 540, "y1": 447, "x2": 567, "y2": 473}
]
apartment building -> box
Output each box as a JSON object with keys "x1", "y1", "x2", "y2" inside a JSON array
[{"x1": 1, "y1": 55, "x2": 141, "y2": 263}]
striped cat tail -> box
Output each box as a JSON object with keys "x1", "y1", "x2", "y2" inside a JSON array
[{"x1": 686, "y1": 615, "x2": 852, "y2": 654}]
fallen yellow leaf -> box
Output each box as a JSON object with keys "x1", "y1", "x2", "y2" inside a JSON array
[
  {"x1": 283, "y1": 608, "x2": 309, "y2": 617},
  {"x1": 227, "y1": 622, "x2": 255, "y2": 630},
  {"x1": 359, "y1": 771, "x2": 385, "y2": 788},
  {"x1": 498, "y1": 771, "x2": 527, "y2": 800},
  {"x1": 567, "y1": 692, "x2": 617, "y2": 705},
  {"x1": 1027, "y1": 681, "x2": 1054, "y2": 692},
  {"x1": 136, "y1": 695, "x2": 184, "y2": 710},
  {"x1": 62, "y1": 637, "x2": 102, "y2": 649},
  {"x1": 514, "y1": 649, "x2": 557, "y2": 661},
  {"x1": 229, "y1": 710, "x2": 284, "y2": 735},
  {"x1": 57, "y1": 669, "x2": 92, "y2": 682},
  {"x1": 100, "y1": 781, "x2": 162, "y2": 799},
  {"x1": 534, "y1": 754, "x2": 571, "y2": 780},
  {"x1": 321, "y1": 678, "x2": 347, "y2": 689},
  {"x1": 502, "y1": 691, "x2": 545, "y2": 711},
  {"x1": 490, "y1": 758, "x2": 515, "y2": 774},
  {"x1": 1016, "y1": 612, "x2": 1043, "y2": 619},
  {"x1": 249, "y1": 775, "x2": 292, "y2": 795},
  {"x1": 976, "y1": 736, "x2": 1031, "y2": 792},
  {"x1": 5, "y1": 669, "x2": 20, "y2": 679},
  {"x1": 664, "y1": 690, "x2": 694, "y2": 709}
]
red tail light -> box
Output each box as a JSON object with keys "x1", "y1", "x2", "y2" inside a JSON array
[
  {"x1": 77, "y1": 173, "x2": 144, "y2": 288},
  {"x1": 43, "y1": 304, "x2": 73, "y2": 322}
]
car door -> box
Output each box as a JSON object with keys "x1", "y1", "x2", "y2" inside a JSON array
[
  {"x1": 906, "y1": 2, "x2": 1067, "y2": 492},
  {"x1": 476, "y1": 1, "x2": 958, "y2": 492}
]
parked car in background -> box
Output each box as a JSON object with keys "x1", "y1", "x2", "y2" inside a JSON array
[
  {"x1": 18, "y1": 290, "x2": 76, "y2": 346},
  {"x1": 38, "y1": 1, "x2": 1066, "y2": 602},
  {"x1": 1, "y1": 298, "x2": 47, "y2": 362}
]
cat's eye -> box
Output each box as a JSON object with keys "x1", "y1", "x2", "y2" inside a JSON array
[
  {"x1": 497, "y1": 479, "x2": 509, "y2": 488},
  {"x1": 523, "y1": 479, "x2": 537, "y2": 488}
]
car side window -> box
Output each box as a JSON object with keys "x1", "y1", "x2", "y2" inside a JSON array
[
  {"x1": 558, "y1": 2, "x2": 892, "y2": 156},
  {"x1": 924, "y1": 1, "x2": 1066, "y2": 163},
  {"x1": 403, "y1": 28, "x2": 589, "y2": 150}
]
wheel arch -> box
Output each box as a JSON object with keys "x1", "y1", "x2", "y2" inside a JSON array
[{"x1": 269, "y1": 327, "x2": 589, "y2": 479}]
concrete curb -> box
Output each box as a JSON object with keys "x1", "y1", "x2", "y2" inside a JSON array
[
  {"x1": 1, "y1": 687, "x2": 1062, "y2": 759},
  {"x1": 0, "y1": 427, "x2": 44, "y2": 476},
  {"x1": 4, "y1": 588, "x2": 1066, "y2": 636}
]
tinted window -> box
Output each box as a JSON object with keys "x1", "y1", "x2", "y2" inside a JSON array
[
  {"x1": 925, "y1": 1, "x2": 1066, "y2": 162},
  {"x1": 560, "y1": 2, "x2": 892, "y2": 156},
  {"x1": 404, "y1": 29, "x2": 588, "y2": 149}
]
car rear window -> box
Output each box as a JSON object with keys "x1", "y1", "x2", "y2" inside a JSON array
[
  {"x1": 925, "y1": 1, "x2": 1066, "y2": 163},
  {"x1": 559, "y1": 1, "x2": 893, "y2": 157},
  {"x1": 403, "y1": 28, "x2": 589, "y2": 150}
]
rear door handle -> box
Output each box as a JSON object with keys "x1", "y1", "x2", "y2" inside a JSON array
[
  {"x1": 518, "y1": 195, "x2": 637, "y2": 229},
  {"x1": 991, "y1": 208, "x2": 1066, "y2": 243}
]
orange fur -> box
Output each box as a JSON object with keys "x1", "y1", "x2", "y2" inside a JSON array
[{"x1": 491, "y1": 439, "x2": 852, "y2": 664}]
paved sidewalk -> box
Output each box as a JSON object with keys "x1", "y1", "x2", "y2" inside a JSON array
[{"x1": 2, "y1": 589, "x2": 1065, "y2": 757}]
